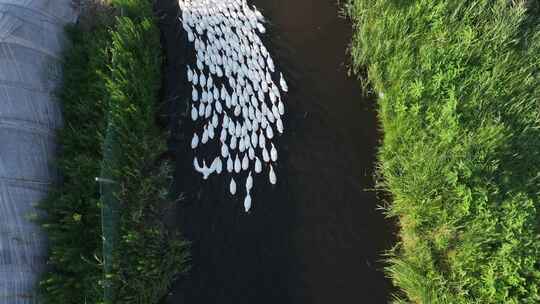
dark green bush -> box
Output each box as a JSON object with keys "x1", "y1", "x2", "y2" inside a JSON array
[
  {"x1": 38, "y1": 25, "x2": 109, "y2": 303},
  {"x1": 103, "y1": 13, "x2": 190, "y2": 303},
  {"x1": 39, "y1": 1, "x2": 189, "y2": 303},
  {"x1": 348, "y1": 0, "x2": 540, "y2": 303}
]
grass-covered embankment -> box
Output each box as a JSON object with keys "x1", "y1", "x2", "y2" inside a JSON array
[
  {"x1": 348, "y1": 1, "x2": 540, "y2": 303},
  {"x1": 38, "y1": 1, "x2": 189, "y2": 303}
]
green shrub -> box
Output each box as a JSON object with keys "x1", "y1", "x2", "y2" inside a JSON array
[
  {"x1": 38, "y1": 1, "x2": 189, "y2": 303},
  {"x1": 348, "y1": 0, "x2": 540, "y2": 303},
  {"x1": 38, "y1": 25, "x2": 109, "y2": 303},
  {"x1": 103, "y1": 13, "x2": 190, "y2": 303}
]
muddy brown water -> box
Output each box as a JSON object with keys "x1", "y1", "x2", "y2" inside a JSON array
[{"x1": 155, "y1": 0, "x2": 395, "y2": 303}]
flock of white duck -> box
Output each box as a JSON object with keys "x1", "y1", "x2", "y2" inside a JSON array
[{"x1": 178, "y1": 0, "x2": 288, "y2": 212}]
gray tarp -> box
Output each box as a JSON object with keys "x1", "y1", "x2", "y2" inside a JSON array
[{"x1": 0, "y1": 1, "x2": 77, "y2": 302}]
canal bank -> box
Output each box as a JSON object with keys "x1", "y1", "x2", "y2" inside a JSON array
[{"x1": 348, "y1": 1, "x2": 540, "y2": 302}]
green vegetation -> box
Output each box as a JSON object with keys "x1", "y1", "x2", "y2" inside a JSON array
[
  {"x1": 38, "y1": 1, "x2": 189, "y2": 303},
  {"x1": 347, "y1": 0, "x2": 540, "y2": 303},
  {"x1": 38, "y1": 25, "x2": 109, "y2": 302}
]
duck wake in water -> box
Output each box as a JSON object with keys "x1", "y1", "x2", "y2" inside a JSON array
[{"x1": 179, "y1": 0, "x2": 288, "y2": 212}]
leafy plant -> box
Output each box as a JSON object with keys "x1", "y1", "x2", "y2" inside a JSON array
[
  {"x1": 38, "y1": 24, "x2": 109, "y2": 303},
  {"x1": 347, "y1": 0, "x2": 540, "y2": 303},
  {"x1": 38, "y1": 1, "x2": 190, "y2": 303}
]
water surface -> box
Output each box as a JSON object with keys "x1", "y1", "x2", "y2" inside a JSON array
[{"x1": 156, "y1": 0, "x2": 395, "y2": 303}]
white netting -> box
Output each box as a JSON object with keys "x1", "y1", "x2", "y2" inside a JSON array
[{"x1": 0, "y1": 1, "x2": 77, "y2": 302}]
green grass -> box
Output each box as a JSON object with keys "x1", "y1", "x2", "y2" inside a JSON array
[
  {"x1": 347, "y1": 0, "x2": 540, "y2": 303},
  {"x1": 38, "y1": 1, "x2": 189, "y2": 303},
  {"x1": 103, "y1": 7, "x2": 190, "y2": 303},
  {"x1": 37, "y1": 24, "x2": 109, "y2": 302}
]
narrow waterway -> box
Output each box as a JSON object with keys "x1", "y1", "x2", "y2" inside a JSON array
[{"x1": 155, "y1": 0, "x2": 395, "y2": 303}]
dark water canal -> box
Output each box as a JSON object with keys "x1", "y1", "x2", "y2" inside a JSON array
[{"x1": 155, "y1": 0, "x2": 395, "y2": 303}]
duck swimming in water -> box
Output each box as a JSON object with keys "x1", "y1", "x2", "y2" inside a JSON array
[
  {"x1": 244, "y1": 191, "x2": 252, "y2": 212},
  {"x1": 179, "y1": 0, "x2": 289, "y2": 212},
  {"x1": 193, "y1": 157, "x2": 215, "y2": 180}
]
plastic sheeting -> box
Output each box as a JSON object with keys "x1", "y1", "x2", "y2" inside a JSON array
[{"x1": 0, "y1": 1, "x2": 77, "y2": 302}]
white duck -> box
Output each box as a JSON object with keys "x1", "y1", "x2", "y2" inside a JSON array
[
  {"x1": 234, "y1": 154, "x2": 241, "y2": 173},
  {"x1": 269, "y1": 164, "x2": 277, "y2": 185},
  {"x1": 227, "y1": 156, "x2": 234, "y2": 173},
  {"x1": 192, "y1": 86, "x2": 199, "y2": 102},
  {"x1": 191, "y1": 133, "x2": 199, "y2": 149},
  {"x1": 279, "y1": 72, "x2": 288, "y2": 92},
  {"x1": 242, "y1": 153, "x2": 249, "y2": 170},
  {"x1": 193, "y1": 157, "x2": 215, "y2": 180},
  {"x1": 262, "y1": 146, "x2": 270, "y2": 162},
  {"x1": 230, "y1": 177, "x2": 237, "y2": 195},
  {"x1": 201, "y1": 126, "x2": 209, "y2": 144},
  {"x1": 211, "y1": 157, "x2": 223, "y2": 174},
  {"x1": 270, "y1": 143, "x2": 278, "y2": 162},
  {"x1": 191, "y1": 105, "x2": 198, "y2": 121},
  {"x1": 255, "y1": 157, "x2": 262, "y2": 173},
  {"x1": 246, "y1": 171, "x2": 253, "y2": 192},
  {"x1": 244, "y1": 192, "x2": 252, "y2": 212}
]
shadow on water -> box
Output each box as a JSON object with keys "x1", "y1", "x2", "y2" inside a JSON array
[{"x1": 155, "y1": 0, "x2": 396, "y2": 303}]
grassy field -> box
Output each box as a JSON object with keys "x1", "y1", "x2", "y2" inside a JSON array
[
  {"x1": 347, "y1": 0, "x2": 540, "y2": 303},
  {"x1": 38, "y1": 1, "x2": 189, "y2": 303}
]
